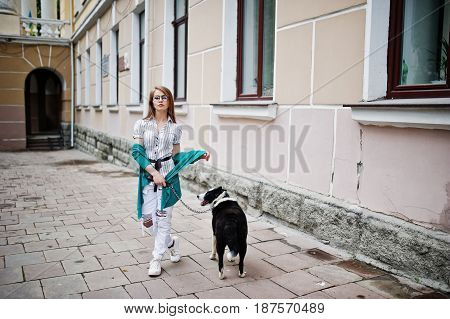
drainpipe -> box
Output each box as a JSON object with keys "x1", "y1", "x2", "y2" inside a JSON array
[{"x1": 70, "y1": 0, "x2": 74, "y2": 148}]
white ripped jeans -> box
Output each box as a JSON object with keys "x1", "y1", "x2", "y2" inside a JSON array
[{"x1": 142, "y1": 183, "x2": 174, "y2": 260}]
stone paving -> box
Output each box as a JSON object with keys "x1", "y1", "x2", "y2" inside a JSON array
[{"x1": 0, "y1": 149, "x2": 447, "y2": 299}]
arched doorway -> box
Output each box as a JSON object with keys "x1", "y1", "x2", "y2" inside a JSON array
[{"x1": 25, "y1": 68, "x2": 63, "y2": 149}]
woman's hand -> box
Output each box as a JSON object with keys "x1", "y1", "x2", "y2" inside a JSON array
[
  {"x1": 151, "y1": 171, "x2": 166, "y2": 187},
  {"x1": 201, "y1": 152, "x2": 210, "y2": 161}
]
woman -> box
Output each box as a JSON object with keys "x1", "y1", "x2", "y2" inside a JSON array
[{"x1": 132, "y1": 86, "x2": 209, "y2": 276}]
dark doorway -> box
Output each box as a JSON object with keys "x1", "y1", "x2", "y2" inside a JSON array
[{"x1": 25, "y1": 68, "x2": 62, "y2": 136}]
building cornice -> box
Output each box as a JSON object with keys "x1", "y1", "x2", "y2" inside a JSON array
[{"x1": 71, "y1": 0, "x2": 114, "y2": 43}]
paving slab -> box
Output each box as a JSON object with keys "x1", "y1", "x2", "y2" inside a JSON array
[
  {"x1": 97, "y1": 252, "x2": 139, "y2": 269},
  {"x1": 190, "y1": 252, "x2": 220, "y2": 270},
  {"x1": 357, "y1": 276, "x2": 423, "y2": 299},
  {"x1": 24, "y1": 239, "x2": 59, "y2": 252},
  {"x1": 0, "y1": 280, "x2": 44, "y2": 298},
  {"x1": 120, "y1": 265, "x2": 152, "y2": 283},
  {"x1": 5, "y1": 251, "x2": 45, "y2": 267},
  {"x1": 83, "y1": 287, "x2": 131, "y2": 299},
  {"x1": 0, "y1": 244, "x2": 25, "y2": 256},
  {"x1": 44, "y1": 247, "x2": 83, "y2": 262},
  {"x1": 244, "y1": 257, "x2": 286, "y2": 280},
  {"x1": 161, "y1": 257, "x2": 204, "y2": 276},
  {"x1": 80, "y1": 243, "x2": 113, "y2": 258},
  {"x1": 163, "y1": 272, "x2": 216, "y2": 296},
  {"x1": 271, "y1": 270, "x2": 332, "y2": 296},
  {"x1": 109, "y1": 239, "x2": 145, "y2": 252},
  {"x1": 42, "y1": 274, "x2": 89, "y2": 298},
  {"x1": 0, "y1": 266, "x2": 23, "y2": 285},
  {"x1": 251, "y1": 229, "x2": 285, "y2": 241},
  {"x1": 298, "y1": 291, "x2": 334, "y2": 299},
  {"x1": 125, "y1": 283, "x2": 151, "y2": 298},
  {"x1": 62, "y1": 257, "x2": 103, "y2": 274},
  {"x1": 142, "y1": 279, "x2": 177, "y2": 298},
  {"x1": 307, "y1": 264, "x2": 363, "y2": 285},
  {"x1": 56, "y1": 236, "x2": 90, "y2": 248},
  {"x1": 23, "y1": 262, "x2": 66, "y2": 281},
  {"x1": 200, "y1": 267, "x2": 255, "y2": 288},
  {"x1": 130, "y1": 248, "x2": 153, "y2": 264},
  {"x1": 7, "y1": 234, "x2": 40, "y2": 244},
  {"x1": 84, "y1": 268, "x2": 130, "y2": 291},
  {"x1": 323, "y1": 283, "x2": 384, "y2": 299},
  {"x1": 252, "y1": 240, "x2": 299, "y2": 256},
  {"x1": 234, "y1": 279, "x2": 296, "y2": 299},
  {"x1": 38, "y1": 231, "x2": 71, "y2": 241},
  {"x1": 86, "y1": 232, "x2": 121, "y2": 244},
  {"x1": 195, "y1": 286, "x2": 248, "y2": 299}
]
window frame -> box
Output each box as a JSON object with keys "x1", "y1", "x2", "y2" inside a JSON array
[
  {"x1": 115, "y1": 28, "x2": 119, "y2": 104},
  {"x1": 76, "y1": 55, "x2": 82, "y2": 106},
  {"x1": 387, "y1": 0, "x2": 450, "y2": 99},
  {"x1": 96, "y1": 39, "x2": 102, "y2": 105},
  {"x1": 139, "y1": 11, "x2": 145, "y2": 103},
  {"x1": 172, "y1": 0, "x2": 188, "y2": 102},
  {"x1": 85, "y1": 48, "x2": 90, "y2": 105},
  {"x1": 236, "y1": 0, "x2": 274, "y2": 101}
]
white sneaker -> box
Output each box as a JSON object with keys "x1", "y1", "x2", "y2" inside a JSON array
[
  {"x1": 168, "y1": 236, "x2": 181, "y2": 263},
  {"x1": 148, "y1": 258, "x2": 161, "y2": 276}
]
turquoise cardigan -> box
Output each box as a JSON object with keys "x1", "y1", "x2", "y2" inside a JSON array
[{"x1": 131, "y1": 144, "x2": 205, "y2": 219}]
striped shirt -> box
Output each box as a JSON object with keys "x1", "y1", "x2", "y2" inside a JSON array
[{"x1": 133, "y1": 117, "x2": 182, "y2": 178}]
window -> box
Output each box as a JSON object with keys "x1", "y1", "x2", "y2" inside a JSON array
[
  {"x1": 76, "y1": 56, "x2": 81, "y2": 105},
  {"x1": 74, "y1": 0, "x2": 81, "y2": 16},
  {"x1": 85, "y1": 49, "x2": 90, "y2": 105},
  {"x1": 387, "y1": 0, "x2": 449, "y2": 98},
  {"x1": 237, "y1": 0, "x2": 275, "y2": 100},
  {"x1": 96, "y1": 40, "x2": 102, "y2": 105},
  {"x1": 110, "y1": 28, "x2": 119, "y2": 105},
  {"x1": 172, "y1": 0, "x2": 188, "y2": 101},
  {"x1": 139, "y1": 11, "x2": 145, "y2": 102}
]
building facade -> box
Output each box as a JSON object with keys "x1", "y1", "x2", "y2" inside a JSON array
[{"x1": 0, "y1": 0, "x2": 449, "y2": 290}]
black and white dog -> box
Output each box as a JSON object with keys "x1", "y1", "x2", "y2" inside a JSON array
[{"x1": 197, "y1": 186, "x2": 248, "y2": 279}]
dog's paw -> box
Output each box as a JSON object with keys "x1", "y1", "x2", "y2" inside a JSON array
[
  {"x1": 218, "y1": 271, "x2": 225, "y2": 280},
  {"x1": 209, "y1": 253, "x2": 217, "y2": 260},
  {"x1": 238, "y1": 271, "x2": 247, "y2": 278},
  {"x1": 226, "y1": 252, "x2": 235, "y2": 262}
]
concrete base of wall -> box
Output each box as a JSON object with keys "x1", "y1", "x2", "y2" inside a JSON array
[
  {"x1": 74, "y1": 124, "x2": 138, "y2": 171},
  {"x1": 74, "y1": 124, "x2": 450, "y2": 292}
]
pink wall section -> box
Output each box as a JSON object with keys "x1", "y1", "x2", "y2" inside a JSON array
[
  {"x1": 358, "y1": 126, "x2": 450, "y2": 230},
  {"x1": 332, "y1": 108, "x2": 361, "y2": 203},
  {"x1": 288, "y1": 108, "x2": 334, "y2": 195},
  {"x1": 210, "y1": 107, "x2": 291, "y2": 184}
]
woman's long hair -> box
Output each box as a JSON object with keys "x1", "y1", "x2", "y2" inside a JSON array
[{"x1": 144, "y1": 86, "x2": 177, "y2": 123}]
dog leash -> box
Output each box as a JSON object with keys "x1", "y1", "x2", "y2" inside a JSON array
[{"x1": 167, "y1": 183, "x2": 212, "y2": 214}]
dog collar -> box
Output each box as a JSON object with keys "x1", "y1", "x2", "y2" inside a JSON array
[{"x1": 212, "y1": 192, "x2": 238, "y2": 208}]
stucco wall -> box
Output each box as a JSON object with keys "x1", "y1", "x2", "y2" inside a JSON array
[{"x1": 0, "y1": 43, "x2": 71, "y2": 151}]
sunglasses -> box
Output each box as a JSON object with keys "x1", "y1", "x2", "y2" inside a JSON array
[{"x1": 153, "y1": 95, "x2": 168, "y2": 101}]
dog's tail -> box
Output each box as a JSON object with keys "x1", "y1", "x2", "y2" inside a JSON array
[{"x1": 224, "y1": 219, "x2": 239, "y2": 256}]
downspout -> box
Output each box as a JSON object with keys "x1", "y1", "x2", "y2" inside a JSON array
[{"x1": 70, "y1": 0, "x2": 74, "y2": 148}]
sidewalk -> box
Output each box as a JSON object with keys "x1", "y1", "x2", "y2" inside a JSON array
[{"x1": 0, "y1": 149, "x2": 446, "y2": 299}]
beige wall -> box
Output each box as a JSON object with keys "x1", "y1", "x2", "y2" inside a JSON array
[
  {"x1": 277, "y1": 0, "x2": 366, "y2": 27},
  {"x1": 0, "y1": 43, "x2": 71, "y2": 150}
]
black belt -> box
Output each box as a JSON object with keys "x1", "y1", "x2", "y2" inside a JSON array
[{"x1": 148, "y1": 155, "x2": 172, "y2": 192}]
